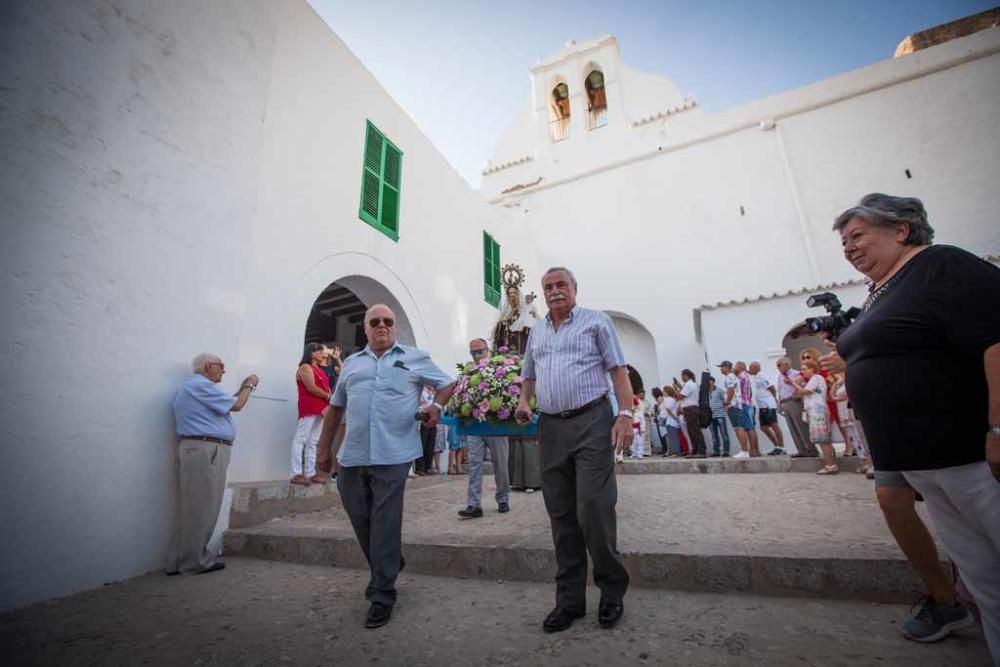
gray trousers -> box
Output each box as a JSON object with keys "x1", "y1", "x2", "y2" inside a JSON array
[
  {"x1": 337, "y1": 463, "x2": 410, "y2": 607},
  {"x1": 539, "y1": 401, "x2": 630, "y2": 612},
  {"x1": 780, "y1": 399, "x2": 816, "y2": 456},
  {"x1": 166, "y1": 439, "x2": 231, "y2": 574},
  {"x1": 465, "y1": 435, "x2": 510, "y2": 508}
]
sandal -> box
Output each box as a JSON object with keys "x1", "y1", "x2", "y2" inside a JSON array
[
  {"x1": 855, "y1": 464, "x2": 869, "y2": 474},
  {"x1": 816, "y1": 465, "x2": 839, "y2": 475},
  {"x1": 290, "y1": 475, "x2": 311, "y2": 486},
  {"x1": 309, "y1": 474, "x2": 327, "y2": 484}
]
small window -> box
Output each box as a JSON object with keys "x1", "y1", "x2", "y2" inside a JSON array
[
  {"x1": 549, "y1": 83, "x2": 570, "y2": 142},
  {"x1": 585, "y1": 70, "x2": 607, "y2": 130},
  {"x1": 359, "y1": 120, "x2": 403, "y2": 241},
  {"x1": 483, "y1": 232, "x2": 501, "y2": 307}
]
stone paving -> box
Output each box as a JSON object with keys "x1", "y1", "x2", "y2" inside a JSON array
[
  {"x1": 1, "y1": 558, "x2": 990, "y2": 666},
  {"x1": 226, "y1": 471, "x2": 943, "y2": 601}
]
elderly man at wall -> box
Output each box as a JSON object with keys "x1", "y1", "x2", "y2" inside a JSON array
[
  {"x1": 826, "y1": 193, "x2": 998, "y2": 655},
  {"x1": 167, "y1": 353, "x2": 258, "y2": 575},
  {"x1": 515, "y1": 267, "x2": 632, "y2": 633},
  {"x1": 317, "y1": 304, "x2": 455, "y2": 629},
  {"x1": 776, "y1": 357, "x2": 815, "y2": 457},
  {"x1": 458, "y1": 338, "x2": 512, "y2": 518}
]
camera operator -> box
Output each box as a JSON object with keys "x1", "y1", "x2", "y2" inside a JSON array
[{"x1": 823, "y1": 193, "x2": 1000, "y2": 656}]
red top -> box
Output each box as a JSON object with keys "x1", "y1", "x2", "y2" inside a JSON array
[{"x1": 297, "y1": 364, "x2": 331, "y2": 418}]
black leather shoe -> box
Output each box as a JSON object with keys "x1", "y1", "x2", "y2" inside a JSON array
[
  {"x1": 365, "y1": 603, "x2": 393, "y2": 629},
  {"x1": 498, "y1": 502, "x2": 510, "y2": 513},
  {"x1": 458, "y1": 505, "x2": 483, "y2": 518},
  {"x1": 598, "y1": 597, "x2": 624, "y2": 629},
  {"x1": 543, "y1": 607, "x2": 585, "y2": 633}
]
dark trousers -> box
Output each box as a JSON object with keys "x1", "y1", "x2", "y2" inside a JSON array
[
  {"x1": 415, "y1": 425, "x2": 436, "y2": 472},
  {"x1": 710, "y1": 417, "x2": 730, "y2": 455},
  {"x1": 539, "y1": 401, "x2": 630, "y2": 612},
  {"x1": 682, "y1": 406, "x2": 707, "y2": 456},
  {"x1": 337, "y1": 463, "x2": 410, "y2": 607}
]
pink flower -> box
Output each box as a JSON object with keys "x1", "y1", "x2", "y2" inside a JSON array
[
  {"x1": 502, "y1": 357, "x2": 515, "y2": 366},
  {"x1": 494, "y1": 367, "x2": 506, "y2": 378},
  {"x1": 478, "y1": 382, "x2": 489, "y2": 391},
  {"x1": 478, "y1": 400, "x2": 490, "y2": 412},
  {"x1": 498, "y1": 346, "x2": 509, "y2": 353},
  {"x1": 508, "y1": 385, "x2": 520, "y2": 396},
  {"x1": 471, "y1": 408, "x2": 481, "y2": 419},
  {"x1": 477, "y1": 359, "x2": 488, "y2": 368}
]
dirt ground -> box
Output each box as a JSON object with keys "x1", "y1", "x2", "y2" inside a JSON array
[{"x1": 0, "y1": 558, "x2": 990, "y2": 666}]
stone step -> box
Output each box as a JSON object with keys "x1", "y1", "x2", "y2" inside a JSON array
[
  {"x1": 225, "y1": 473, "x2": 933, "y2": 603},
  {"x1": 488, "y1": 455, "x2": 866, "y2": 476}
]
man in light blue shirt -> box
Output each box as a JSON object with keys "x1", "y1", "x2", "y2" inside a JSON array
[
  {"x1": 168, "y1": 353, "x2": 258, "y2": 575},
  {"x1": 318, "y1": 304, "x2": 454, "y2": 629}
]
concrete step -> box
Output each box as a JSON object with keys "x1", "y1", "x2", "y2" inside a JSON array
[
  {"x1": 225, "y1": 473, "x2": 934, "y2": 603},
  {"x1": 490, "y1": 454, "x2": 866, "y2": 476}
]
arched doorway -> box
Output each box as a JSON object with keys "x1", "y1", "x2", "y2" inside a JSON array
[
  {"x1": 304, "y1": 275, "x2": 416, "y2": 357},
  {"x1": 626, "y1": 364, "x2": 644, "y2": 394},
  {"x1": 605, "y1": 311, "x2": 659, "y2": 394}
]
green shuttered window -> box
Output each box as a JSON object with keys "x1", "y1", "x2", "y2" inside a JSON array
[
  {"x1": 483, "y1": 232, "x2": 501, "y2": 307},
  {"x1": 359, "y1": 120, "x2": 402, "y2": 241}
]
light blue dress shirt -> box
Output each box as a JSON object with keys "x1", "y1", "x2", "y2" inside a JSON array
[
  {"x1": 331, "y1": 342, "x2": 453, "y2": 467},
  {"x1": 172, "y1": 374, "x2": 237, "y2": 441}
]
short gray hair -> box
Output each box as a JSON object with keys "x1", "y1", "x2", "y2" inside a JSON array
[
  {"x1": 191, "y1": 352, "x2": 221, "y2": 375},
  {"x1": 777, "y1": 356, "x2": 791, "y2": 367},
  {"x1": 542, "y1": 266, "x2": 577, "y2": 288},
  {"x1": 832, "y1": 193, "x2": 935, "y2": 246}
]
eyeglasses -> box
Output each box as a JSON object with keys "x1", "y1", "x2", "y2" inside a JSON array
[
  {"x1": 368, "y1": 317, "x2": 395, "y2": 328},
  {"x1": 470, "y1": 348, "x2": 488, "y2": 357}
]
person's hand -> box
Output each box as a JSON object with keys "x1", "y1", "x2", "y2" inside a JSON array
[
  {"x1": 243, "y1": 374, "x2": 259, "y2": 387},
  {"x1": 332, "y1": 346, "x2": 341, "y2": 360},
  {"x1": 819, "y1": 351, "x2": 845, "y2": 374},
  {"x1": 515, "y1": 399, "x2": 532, "y2": 425},
  {"x1": 612, "y1": 415, "x2": 634, "y2": 450},
  {"x1": 419, "y1": 404, "x2": 441, "y2": 428},
  {"x1": 987, "y1": 431, "x2": 1000, "y2": 482}
]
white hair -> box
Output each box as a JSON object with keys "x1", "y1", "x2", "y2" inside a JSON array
[{"x1": 191, "y1": 352, "x2": 220, "y2": 375}]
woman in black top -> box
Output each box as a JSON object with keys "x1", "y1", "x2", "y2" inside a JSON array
[{"x1": 831, "y1": 193, "x2": 1000, "y2": 659}]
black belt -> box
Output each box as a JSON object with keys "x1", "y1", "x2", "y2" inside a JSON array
[
  {"x1": 179, "y1": 435, "x2": 233, "y2": 446},
  {"x1": 540, "y1": 395, "x2": 608, "y2": 420}
]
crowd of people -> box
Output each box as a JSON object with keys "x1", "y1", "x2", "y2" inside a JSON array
[
  {"x1": 627, "y1": 353, "x2": 872, "y2": 477},
  {"x1": 168, "y1": 193, "x2": 998, "y2": 662}
]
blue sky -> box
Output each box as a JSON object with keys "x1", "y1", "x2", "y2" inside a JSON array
[{"x1": 307, "y1": 0, "x2": 994, "y2": 187}]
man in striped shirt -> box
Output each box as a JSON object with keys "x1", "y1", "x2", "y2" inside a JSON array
[{"x1": 516, "y1": 267, "x2": 633, "y2": 634}]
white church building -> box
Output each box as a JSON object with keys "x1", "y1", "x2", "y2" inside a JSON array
[{"x1": 1, "y1": 0, "x2": 997, "y2": 610}]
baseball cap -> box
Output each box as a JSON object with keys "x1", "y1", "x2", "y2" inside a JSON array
[{"x1": 717, "y1": 360, "x2": 733, "y2": 368}]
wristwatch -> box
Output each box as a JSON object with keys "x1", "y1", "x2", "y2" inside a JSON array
[
  {"x1": 990, "y1": 425, "x2": 1000, "y2": 436},
  {"x1": 616, "y1": 410, "x2": 631, "y2": 419}
]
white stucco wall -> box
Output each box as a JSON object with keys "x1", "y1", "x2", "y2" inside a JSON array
[
  {"x1": 0, "y1": 0, "x2": 536, "y2": 610},
  {"x1": 483, "y1": 29, "x2": 1000, "y2": 383}
]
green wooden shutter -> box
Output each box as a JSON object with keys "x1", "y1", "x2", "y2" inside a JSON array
[
  {"x1": 483, "y1": 232, "x2": 500, "y2": 307},
  {"x1": 359, "y1": 120, "x2": 402, "y2": 241},
  {"x1": 380, "y1": 143, "x2": 402, "y2": 233}
]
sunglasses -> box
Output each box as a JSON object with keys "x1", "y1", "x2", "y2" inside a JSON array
[
  {"x1": 470, "y1": 348, "x2": 488, "y2": 356},
  {"x1": 368, "y1": 317, "x2": 395, "y2": 328}
]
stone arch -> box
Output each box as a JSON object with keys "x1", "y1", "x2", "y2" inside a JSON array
[
  {"x1": 604, "y1": 310, "x2": 659, "y2": 391},
  {"x1": 305, "y1": 275, "x2": 417, "y2": 357},
  {"x1": 548, "y1": 76, "x2": 571, "y2": 141},
  {"x1": 298, "y1": 251, "x2": 428, "y2": 352}
]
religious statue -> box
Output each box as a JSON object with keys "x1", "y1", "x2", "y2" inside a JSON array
[{"x1": 491, "y1": 264, "x2": 539, "y2": 355}]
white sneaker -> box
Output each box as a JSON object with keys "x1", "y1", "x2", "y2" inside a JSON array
[{"x1": 732, "y1": 451, "x2": 751, "y2": 460}]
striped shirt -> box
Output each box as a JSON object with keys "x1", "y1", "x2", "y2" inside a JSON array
[
  {"x1": 708, "y1": 387, "x2": 726, "y2": 418},
  {"x1": 521, "y1": 306, "x2": 626, "y2": 414}
]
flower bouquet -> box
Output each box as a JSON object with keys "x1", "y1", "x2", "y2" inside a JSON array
[{"x1": 443, "y1": 346, "x2": 538, "y2": 437}]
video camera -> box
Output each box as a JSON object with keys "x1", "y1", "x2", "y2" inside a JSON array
[{"x1": 803, "y1": 292, "x2": 860, "y2": 342}]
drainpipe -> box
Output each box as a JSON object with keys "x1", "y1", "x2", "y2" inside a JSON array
[{"x1": 771, "y1": 121, "x2": 821, "y2": 284}]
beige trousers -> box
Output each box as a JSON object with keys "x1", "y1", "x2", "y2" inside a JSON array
[{"x1": 166, "y1": 439, "x2": 231, "y2": 573}]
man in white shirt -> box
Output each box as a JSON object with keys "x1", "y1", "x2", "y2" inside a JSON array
[
  {"x1": 717, "y1": 361, "x2": 751, "y2": 459},
  {"x1": 678, "y1": 369, "x2": 707, "y2": 458},
  {"x1": 748, "y1": 361, "x2": 785, "y2": 455}
]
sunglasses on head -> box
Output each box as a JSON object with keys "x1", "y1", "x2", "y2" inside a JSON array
[{"x1": 368, "y1": 317, "x2": 395, "y2": 328}]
